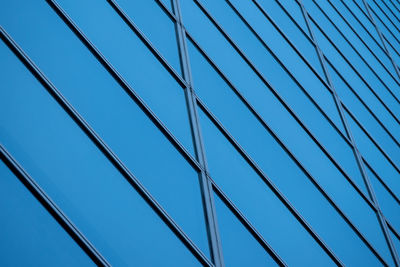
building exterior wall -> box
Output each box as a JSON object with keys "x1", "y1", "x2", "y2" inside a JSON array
[{"x1": 1, "y1": 0, "x2": 400, "y2": 266}]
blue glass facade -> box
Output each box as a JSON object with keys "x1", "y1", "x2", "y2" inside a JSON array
[{"x1": 1, "y1": 0, "x2": 400, "y2": 266}]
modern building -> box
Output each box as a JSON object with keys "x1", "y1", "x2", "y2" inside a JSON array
[{"x1": 1, "y1": 0, "x2": 400, "y2": 266}]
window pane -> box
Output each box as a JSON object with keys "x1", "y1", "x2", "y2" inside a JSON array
[
  {"x1": 391, "y1": 229, "x2": 400, "y2": 257},
  {"x1": 114, "y1": 0, "x2": 182, "y2": 74},
  {"x1": 0, "y1": 0, "x2": 210, "y2": 257},
  {"x1": 367, "y1": 164, "x2": 400, "y2": 234},
  {"x1": 201, "y1": 0, "x2": 345, "y2": 134},
  {"x1": 213, "y1": 192, "x2": 278, "y2": 267},
  {"x1": 197, "y1": 107, "x2": 336, "y2": 266},
  {"x1": 0, "y1": 39, "x2": 201, "y2": 267},
  {"x1": 329, "y1": 0, "x2": 398, "y2": 79},
  {"x1": 182, "y1": 0, "x2": 368, "y2": 198},
  {"x1": 253, "y1": 0, "x2": 325, "y2": 77},
  {"x1": 345, "y1": 109, "x2": 400, "y2": 200},
  {"x1": 55, "y1": 0, "x2": 195, "y2": 154},
  {"x1": 314, "y1": 0, "x2": 400, "y2": 100},
  {"x1": 0, "y1": 159, "x2": 95, "y2": 267},
  {"x1": 327, "y1": 61, "x2": 400, "y2": 164},
  {"x1": 276, "y1": 0, "x2": 310, "y2": 37},
  {"x1": 303, "y1": 0, "x2": 400, "y2": 118},
  {"x1": 189, "y1": 40, "x2": 384, "y2": 266},
  {"x1": 309, "y1": 17, "x2": 400, "y2": 143}
]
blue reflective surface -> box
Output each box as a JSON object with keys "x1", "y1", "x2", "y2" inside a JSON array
[
  {"x1": 0, "y1": 159, "x2": 95, "y2": 267},
  {"x1": 197, "y1": 107, "x2": 336, "y2": 266},
  {"x1": 189, "y1": 38, "x2": 384, "y2": 266},
  {"x1": 213, "y1": 193, "x2": 278, "y2": 267},
  {"x1": 0, "y1": 39, "x2": 201, "y2": 267},
  {"x1": 0, "y1": 0, "x2": 210, "y2": 258},
  {"x1": 1, "y1": 0, "x2": 399, "y2": 265}
]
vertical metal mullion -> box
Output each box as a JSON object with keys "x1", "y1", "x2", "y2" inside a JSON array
[
  {"x1": 299, "y1": 2, "x2": 400, "y2": 265},
  {"x1": 360, "y1": 0, "x2": 400, "y2": 82},
  {"x1": 172, "y1": 1, "x2": 224, "y2": 266}
]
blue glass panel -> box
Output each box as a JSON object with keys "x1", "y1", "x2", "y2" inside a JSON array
[
  {"x1": 276, "y1": 0, "x2": 310, "y2": 36},
  {"x1": 181, "y1": 0, "x2": 368, "y2": 197},
  {"x1": 252, "y1": 0, "x2": 325, "y2": 77},
  {"x1": 55, "y1": 0, "x2": 194, "y2": 154},
  {"x1": 329, "y1": 0, "x2": 399, "y2": 85},
  {"x1": 189, "y1": 39, "x2": 384, "y2": 266},
  {"x1": 338, "y1": 0, "x2": 381, "y2": 43},
  {"x1": 345, "y1": 109, "x2": 400, "y2": 200},
  {"x1": 202, "y1": 0, "x2": 344, "y2": 134},
  {"x1": 317, "y1": 0, "x2": 400, "y2": 96},
  {"x1": 0, "y1": 159, "x2": 95, "y2": 267},
  {"x1": 160, "y1": 0, "x2": 174, "y2": 13},
  {"x1": 391, "y1": 230, "x2": 400, "y2": 257},
  {"x1": 0, "y1": 39, "x2": 201, "y2": 267},
  {"x1": 114, "y1": 0, "x2": 182, "y2": 74},
  {"x1": 197, "y1": 108, "x2": 336, "y2": 266},
  {"x1": 213, "y1": 193, "x2": 278, "y2": 267},
  {"x1": 367, "y1": 165, "x2": 400, "y2": 233},
  {"x1": 303, "y1": 0, "x2": 400, "y2": 118},
  {"x1": 327, "y1": 61, "x2": 400, "y2": 164},
  {"x1": 366, "y1": 0, "x2": 400, "y2": 39},
  {"x1": 244, "y1": 0, "x2": 323, "y2": 78},
  {"x1": 309, "y1": 17, "x2": 400, "y2": 143},
  {"x1": 0, "y1": 0, "x2": 210, "y2": 257}
]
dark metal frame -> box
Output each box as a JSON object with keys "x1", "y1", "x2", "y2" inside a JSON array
[
  {"x1": 1, "y1": 0, "x2": 399, "y2": 265},
  {"x1": 299, "y1": 1, "x2": 400, "y2": 265}
]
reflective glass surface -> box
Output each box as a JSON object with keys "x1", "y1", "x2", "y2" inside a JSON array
[
  {"x1": 0, "y1": 39, "x2": 202, "y2": 267},
  {"x1": 1, "y1": 0, "x2": 400, "y2": 265},
  {"x1": 0, "y1": 159, "x2": 95, "y2": 267}
]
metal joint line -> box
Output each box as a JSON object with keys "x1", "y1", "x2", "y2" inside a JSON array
[
  {"x1": 300, "y1": 1, "x2": 400, "y2": 266},
  {"x1": 173, "y1": 0, "x2": 225, "y2": 266},
  {"x1": 326, "y1": 0, "x2": 400, "y2": 87},
  {"x1": 359, "y1": 0, "x2": 400, "y2": 92},
  {"x1": 311, "y1": 0, "x2": 400, "y2": 107},
  {"x1": 189, "y1": 0, "x2": 380, "y2": 218},
  {"x1": 46, "y1": 0, "x2": 202, "y2": 172},
  {"x1": 324, "y1": 56, "x2": 400, "y2": 149},
  {"x1": 306, "y1": 13, "x2": 400, "y2": 127},
  {"x1": 185, "y1": 23, "x2": 379, "y2": 223},
  {"x1": 0, "y1": 145, "x2": 110, "y2": 267},
  {"x1": 0, "y1": 25, "x2": 212, "y2": 267},
  {"x1": 196, "y1": 91, "x2": 390, "y2": 266},
  {"x1": 352, "y1": 0, "x2": 400, "y2": 57},
  {"x1": 243, "y1": 0, "x2": 352, "y2": 143},
  {"x1": 209, "y1": 177, "x2": 287, "y2": 267}
]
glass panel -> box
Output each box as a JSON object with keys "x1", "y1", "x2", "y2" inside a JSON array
[
  {"x1": 330, "y1": 0, "x2": 399, "y2": 80},
  {"x1": 181, "y1": 0, "x2": 368, "y2": 196},
  {"x1": 160, "y1": 0, "x2": 174, "y2": 14},
  {"x1": 114, "y1": 0, "x2": 182, "y2": 74},
  {"x1": 309, "y1": 18, "x2": 400, "y2": 143},
  {"x1": 327, "y1": 61, "x2": 400, "y2": 164},
  {"x1": 322, "y1": 0, "x2": 400, "y2": 89},
  {"x1": 189, "y1": 39, "x2": 385, "y2": 266},
  {"x1": 55, "y1": 0, "x2": 194, "y2": 154},
  {"x1": 367, "y1": 164, "x2": 400, "y2": 233},
  {"x1": 303, "y1": 0, "x2": 400, "y2": 117},
  {"x1": 0, "y1": 39, "x2": 202, "y2": 267},
  {"x1": 345, "y1": 109, "x2": 400, "y2": 200},
  {"x1": 391, "y1": 229, "x2": 400, "y2": 257},
  {"x1": 203, "y1": 0, "x2": 344, "y2": 133},
  {"x1": 0, "y1": 159, "x2": 95, "y2": 267},
  {"x1": 253, "y1": 0, "x2": 325, "y2": 77},
  {"x1": 213, "y1": 192, "x2": 278, "y2": 267},
  {"x1": 197, "y1": 108, "x2": 336, "y2": 266},
  {"x1": 0, "y1": 0, "x2": 210, "y2": 257},
  {"x1": 276, "y1": 0, "x2": 310, "y2": 36}
]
